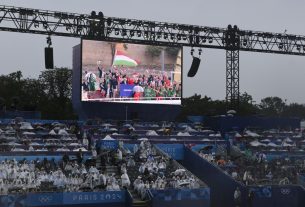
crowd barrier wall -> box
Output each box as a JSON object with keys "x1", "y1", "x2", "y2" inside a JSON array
[
  {"x1": 149, "y1": 188, "x2": 210, "y2": 207},
  {"x1": 0, "y1": 191, "x2": 126, "y2": 207},
  {"x1": 182, "y1": 146, "x2": 247, "y2": 207}
]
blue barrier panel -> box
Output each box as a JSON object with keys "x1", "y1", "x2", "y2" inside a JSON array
[
  {"x1": 120, "y1": 84, "x2": 134, "y2": 97},
  {"x1": 183, "y1": 146, "x2": 247, "y2": 207},
  {"x1": 98, "y1": 140, "x2": 119, "y2": 150},
  {"x1": 26, "y1": 193, "x2": 63, "y2": 206},
  {"x1": 273, "y1": 186, "x2": 299, "y2": 207},
  {"x1": 0, "y1": 155, "x2": 92, "y2": 162},
  {"x1": 297, "y1": 174, "x2": 305, "y2": 187},
  {"x1": 149, "y1": 188, "x2": 210, "y2": 207},
  {"x1": 155, "y1": 144, "x2": 184, "y2": 160},
  {"x1": 187, "y1": 116, "x2": 205, "y2": 123},
  {"x1": 121, "y1": 143, "x2": 185, "y2": 160},
  {"x1": 0, "y1": 191, "x2": 126, "y2": 207},
  {"x1": 63, "y1": 191, "x2": 125, "y2": 205},
  {"x1": 0, "y1": 194, "x2": 27, "y2": 207}
]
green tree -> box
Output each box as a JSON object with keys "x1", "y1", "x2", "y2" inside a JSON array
[
  {"x1": 259, "y1": 96, "x2": 286, "y2": 116},
  {"x1": 39, "y1": 67, "x2": 72, "y2": 100}
]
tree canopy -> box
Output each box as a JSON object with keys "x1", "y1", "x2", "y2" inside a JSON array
[{"x1": 0, "y1": 68, "x2": 76, "y2": 120}]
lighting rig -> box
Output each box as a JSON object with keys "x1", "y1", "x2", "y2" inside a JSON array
[{"x1": 1, "y1": 5, "x2": 305, "y2": 108}]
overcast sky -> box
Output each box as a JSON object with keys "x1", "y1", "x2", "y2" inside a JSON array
[{"x1": 1, "y1": 0, "x2": 305, "y2": 103}]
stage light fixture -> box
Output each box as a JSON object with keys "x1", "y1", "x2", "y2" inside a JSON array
[
  {"x1": 91, "y1": 11, "x2": 96, "y2": 18},
  {"x1": 98, "y1": 12, "x2": 104, "y2": 19},
  {"x1": 107, "y1": 18, "x2": 112, "y2": 26},
  {"x1": 297, "y1": 45, "x2": 301, "y2": 51},
  {"x1": 243, "y1": 39, "x2": 247, "y2": 46},
  {"x1": 195, "y1": 36, "x2": 200, "y2": 44},
  {"x1": 198, "y1": 48, "x2": 202, "y2": 56},
  {"x1": 107, "y1": 28, "x2": 111, "y2": 34},
  {"x1": 279, "y1": 43, "x2": 283, "y2": 49},
  {"x1": 137, "y1": 31, "x2": 141, "y2": 37},
  {"x1": 190, "y1": 48, "x2": 194, "y2": 56},
  {"x1": 42, "y1": 22, "x2": 48, "y2": 29},
  {"x1": 170, "y1": 34, "x2": 175, "y2": 40},
  {"x1": 130, "y1": 30, "x2": 134, "y2": 37},
  {"x1": 177, "y1": 34, "x2": 181, "y2": 40},
  {"x1": 33, "y1": 20, "x2": 39, "y2": 28},
  {"x1": 115, "y1": 29, "x2": 119, "y2": 35},
  {"x1": 202, "y1": 37, "x2": 207, "y2": 43},
  {"x1": 144, "y1": 31, "x2": 148, "y2": 38},
  {"x1": 164, "y1": 33, "x2": 168, "y2": 39},
  {"x1": 122, "y1": 29, "x2": 127, "y2": 36},
  {"x1": 208, "y1": 37, "x2": 213, "y2": 43},
  {"x1": 182, "y1": 35, "x2": 187, "y2": 40},
  {"x1": 156, "y1": 32, "x2": 162, "y2": 39}
]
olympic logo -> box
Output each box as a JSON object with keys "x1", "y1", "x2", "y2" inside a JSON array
[
  {"x1": 280, "y1": 188, "x2": 291, "y2": 195},
  {"x1": 39, "y1": 195, "x2": 53, "y2": 203}
]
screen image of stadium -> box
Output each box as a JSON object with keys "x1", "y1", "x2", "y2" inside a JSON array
[{"x1": 81, "y1": 39, "x2": 182, "y2": 105}]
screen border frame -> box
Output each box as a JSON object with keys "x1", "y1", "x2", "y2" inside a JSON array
[{"x1": 80, "y1": 38, "x2": 183, "y2": 106}]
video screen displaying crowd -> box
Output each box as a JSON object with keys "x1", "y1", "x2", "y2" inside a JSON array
[{"x1": 82, "y1": 66, "x2": 181, "y2": 100}]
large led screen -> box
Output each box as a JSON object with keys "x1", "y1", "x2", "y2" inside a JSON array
[{"x1": 81, "y1": 40, "x2": 182, "y2": 105}]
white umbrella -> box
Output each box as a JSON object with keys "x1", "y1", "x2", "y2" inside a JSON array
[
  {"x1": 23, "y1": 132, "x2": 35, "y2": 135},
  {"x1": 227, "y1": 110, "x2": 237, "y2": 114},
  {"x1": 146, "y1": 130, "x2": 158, "y2": 136},
  {"x1": 250, "y1": 140, "x2": 265, "y2": 147},
  {"x1": 245, "y1": 130, "x2": 260, "y2": 137},
  {"x1": 109, "y1": 128, "x2": 118, "y2": 132},
  {"x1": 103, "y1": 135, "x2": 114, "y2": 140},
  {"x1": 138, "y1": 138, "x2": 148, "y2": 141},
  {"x1": 202, "y1": 138, "x2": 211, "y2": 141},
  {"x1": 102, "y1": 123, "x2": 113, "y2": 127},
  {"x1": 58, "y1": 129, "x2": 69, "y2": 135},
  {"x1": 177, "y1": 132, "x2": 191, "y2": 136},
  {"x1": 267, "y1": 142, "x2": 279, "y2": 147},
  {"x1": 73, "y1": 147, "x2": 88, "y2": 152}
]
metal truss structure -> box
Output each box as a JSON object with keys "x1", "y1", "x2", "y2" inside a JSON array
[{"x1": 1, "y1": 5, "x2": 305, "y2": 108}]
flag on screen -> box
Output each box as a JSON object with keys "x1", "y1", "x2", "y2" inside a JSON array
[{"x1": 112, "y1": 50, "x2": 138, "y2": 67}]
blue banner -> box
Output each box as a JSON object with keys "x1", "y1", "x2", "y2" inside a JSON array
[
  {"x1": 120, "y1": 84, "x2": 134, "y2": 97},
  {"x1": 63, "y1": 191, "x2": 125, "y2": 204},
  {"x1": 99, "y1": 140, "x2": 119, "y2": 150},
  {"x1": 150, "y1": 188, "x2": 210, "y2": 201},
  {"x1": 249, "y1": 186, "x2": 272, "y2": 198},
  {"x1": 156, "y1": 144, "x2": 184, "y2": 160},
  {"x1": 0, "y1": 191, "x2": 125, "y2": 207},
  {"x1": 26, "y1": 193, "x2": 62, "y2": 206}
]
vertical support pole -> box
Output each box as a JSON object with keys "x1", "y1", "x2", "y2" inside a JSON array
[{"x1": 226, "y1": 49, "x2": 240, "y2": 109}]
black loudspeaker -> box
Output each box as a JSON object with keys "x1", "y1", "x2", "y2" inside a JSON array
[
  {"x1": 187, "y1": 57, "x2": 201, "y2": 77},
  {"x1": 45, "y1": 47, "x2": 54, "y2": 69}
]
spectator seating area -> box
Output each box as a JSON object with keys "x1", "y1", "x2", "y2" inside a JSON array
[{"x1": 197, "y1": 128, "x2": 305, "y2": 186}]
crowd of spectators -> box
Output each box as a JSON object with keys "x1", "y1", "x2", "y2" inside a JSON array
[
  {"x1": 0, "y1": 156, "x2": 123, "y2": 195},
  {"x1": 198, "y1": 145, "x2": 305, "y2": 186},
  {"x1": 82, "y1": 66, "x2": 181, "y2": 100}
]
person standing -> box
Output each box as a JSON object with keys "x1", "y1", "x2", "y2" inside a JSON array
[
  {"x1": 247, "y1": 189, "x2": 254, "y2": 207},
  {"x1": 234, "y1": 187, "x2": 242, "y2": 207}
]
